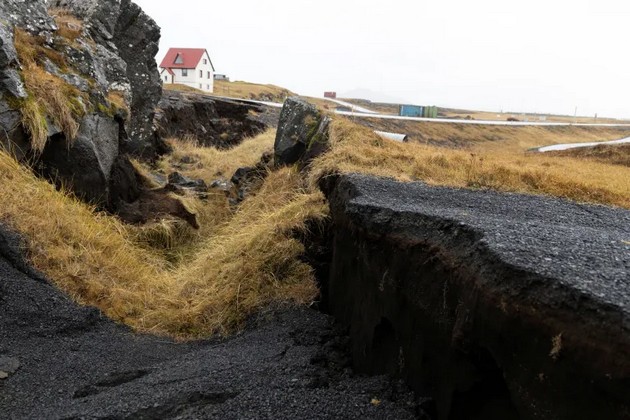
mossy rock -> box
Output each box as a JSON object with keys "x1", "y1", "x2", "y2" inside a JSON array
[{"x1": 274, "y1": 97, "x2": 330, "y2": 168}]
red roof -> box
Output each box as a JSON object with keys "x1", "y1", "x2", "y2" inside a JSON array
[{"x1": 159, "y1": 48, "x2": 215, "y2": 71}]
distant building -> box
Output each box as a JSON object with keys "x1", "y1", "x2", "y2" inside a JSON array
[
  {"x1": 399, "y1": 105, "x2": 438, "y2": 118},
  {"x1": 159, "y1": 48, "x2": 215, "y2": 93},
  {"x1": 399, "y1": 104, "x2": 423, "y2": 117},
  {"x1": 324, "y1": 91, "x2": 337, "y2": 99},
  {"x1": 214, "y1": 74, "x2": 230, "y2": 81}
]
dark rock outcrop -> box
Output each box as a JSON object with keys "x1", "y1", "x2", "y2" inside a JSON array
[
  {"x1": 167, "y1": 172, "x2": 208, "y2": 194},
  {"x1": 274, "y1": 97, "x2": 330, "y2": 168},
  {"x1": 322, "y1": 174, "x2": 630, "y2": 420},
  {"x1": 0, "y1": 223, "x2": 419, "y2": 419},
  {"x1": 156, "y1": 90, "x2": 269, "y2": 149},
  {"x1": 38, "y1": 115, "x2": 119, "y2": 204},
  {"x1": 107, "y1": 155, "x2": 141, "y2": 209},
  {"x1": 208, "y1": 151, "x2": 273, "y2": 205},
  {"x1": 50, "y1": 0, "x2": 164, "y2": 158},
  {"x1": 165, "y1": 172, "x2": 209, "y2": 200},
  {"x1": 228, "y1": 151, "x2": 273, "y2": 203},
  {"x1": 0, "y1": 0, "x2": 166, "y2": 210}
]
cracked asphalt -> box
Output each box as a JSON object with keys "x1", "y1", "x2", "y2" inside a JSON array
[{"x1": 334, "y1": 174, "x2": 630, "y2": 316}]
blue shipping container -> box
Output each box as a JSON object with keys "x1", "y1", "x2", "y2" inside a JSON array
[{"x1": 399, "y1": 105, "x2": 423, "y2": 117}]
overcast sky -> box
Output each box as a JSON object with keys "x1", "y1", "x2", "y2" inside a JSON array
[{"x1": 133, "y1": 0, "x2": 630, "y2": 118}]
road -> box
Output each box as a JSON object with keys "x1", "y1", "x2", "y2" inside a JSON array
[
  {"x1": 535, "y1": 136, "x2": 630, "y2": 152},
  {"x1": 214, "y1": 95, "x2": 630, "y2": 128},
  {"x1": 324, "y1": 174, "x2": 630, "y2": 419},
  {"x1": 320, "y1": 98, "x2": 378, "y2": 114}
]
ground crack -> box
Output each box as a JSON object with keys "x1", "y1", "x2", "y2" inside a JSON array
[
  {"x1": 120, "y1": 391, "x2": 240, "y2": 419},
  {"x1": 73, "y1": 369, "x2": 150, "y2": 398}
]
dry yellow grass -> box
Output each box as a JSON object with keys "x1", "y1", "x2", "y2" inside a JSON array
[
  {"x1": 0, "y1": 129, "x2": 326, "y2": 338},
  {"x1": 48, "y1": 7, "x2": 84, "y2": 43},
  {"x1": 107, "y1": 90, "x2": 129, "y2": 115},
  {"x1": 140, "y1": 129, "x2": 278, "y2": 261},
  {"x1": 352, "y1": 116, "x2": 630, "y2": 150},
  {"x1": 442, "y1": 109, "x2": 628, "y2": 125},
  {"x1": 157, "y1": 129, "x2": 276, "y2": 183},
  {"x1": 13, "y1": 28, "x2": 87, "y2": 152},
  {"x1": 213, "y1": 80, "x2": 294, "y2": 102},
  {"x1": 164, "y1": 80, "x2": 294, "y2": 103},
  {"x1": 150, "y1": 169, "x2": 325, "y2": 336},
  {"x1": 309, "y1": 119, "x2": 630, "y2": 209},
  {"x1": 0, "y1": 153, "x2": 173, "y2": 324},
  {"x1": 163, "y1": 84, "x2": 205, "y2": 94},
  {"x1": 546, "y1": 144, "x2": 630, "y2": 168}
]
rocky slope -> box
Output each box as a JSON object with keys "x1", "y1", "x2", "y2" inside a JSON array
[
  {"x1": 0, "y1": 0, "x2": 165, "y2": 208},
  {"x1": 156, "y1": 90, "x2": 272, "y2": 148}
]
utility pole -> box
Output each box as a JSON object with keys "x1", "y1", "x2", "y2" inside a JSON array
[{"x1": 574, "y1": 106, "x2": 578, "y2": 124}]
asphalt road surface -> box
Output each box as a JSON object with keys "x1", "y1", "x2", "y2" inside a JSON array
[{"x1": 332, "y1": 174, "x2": 630, "y2": 315}]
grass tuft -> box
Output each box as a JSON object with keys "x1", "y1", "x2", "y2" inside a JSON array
[
  {"x1": 48, "y1": 7, "x2": 84, "y2": 44},
  {"x1": 13, "y1": 28, "x2": 88, "y2": 152},
  {"x1": 18, "y1": 96, "x2": 49, "y2": 151}
]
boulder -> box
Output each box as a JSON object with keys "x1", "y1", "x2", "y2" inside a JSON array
[
  {"x1": 229, "y1": 151, "x2": 273, "y2": 204},
  {"x1": 38, "y1": 115, "x2": 119, "y2": 205},
  {"x1": 274, "y1": 97, "x2": 331, "y2": 168},
  {"x1": 166, "y1": 172, "x2": 208, "y2": 195},
  {"x1": 107, "y1": 155, "x2": 141, "y2": 209},
  {"x1": 112, "y1": 0, "x2": 163, "y2": 157}
]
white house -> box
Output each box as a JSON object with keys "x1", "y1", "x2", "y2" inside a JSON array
[{"x1": 159, "y1": 48, "x2": 215, "y2": 93}]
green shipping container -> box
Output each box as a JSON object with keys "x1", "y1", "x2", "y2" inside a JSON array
[{"x1": 423, "y1": 106, "x2": 437, "y2": 118}]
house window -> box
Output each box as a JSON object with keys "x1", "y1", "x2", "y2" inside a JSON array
[
  {"x1": 207, "y1": 71, "x2": 211, "y2": 79},
  {"x1": 199, "y1": 70, "x2": 203, "y2": 78},
  {"x1": 199, "y1": 84, "x2": 202, "y2": 89},
  {"x1": 164, "y1": 76, "x2": 167, "y2": 81},
  {"x1": 203, "y1": 59, "x2": 207, "y2": 65},
  {"x1": 207, "y1": 84, "x2": 210, "y2": 90},
  {"x1": 182, "y1": 69, "x2": 188, "y2": 76},
  {"x1": 174, "y1": 54, "x2": 183, "y2": 64}
]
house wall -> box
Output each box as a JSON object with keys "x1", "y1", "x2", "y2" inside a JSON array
[
  {"x1": 169, "y1": 68, "x2": 198, "y2": 88},
  {"x1": 195, "y1": 51, "x2": 214, "y2": 93},
  {"x1": 160, "y1": 70, "x2": 173, "y2": 84}
]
